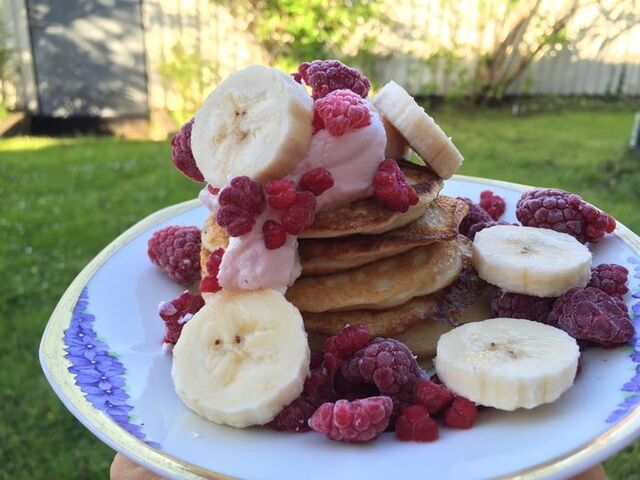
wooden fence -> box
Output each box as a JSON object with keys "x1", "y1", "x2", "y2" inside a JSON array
[{"x1": 1, "y1": 0, "x2": 639, "y2": 122}]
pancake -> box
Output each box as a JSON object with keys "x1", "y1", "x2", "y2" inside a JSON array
[
  {"x1": 306, "y1": 270, "x2": 492, "y2": 358},
  {"x1": 299, "y1": 164, "x2": 443, "y2": 239},
  {"x1": 286, "y1": 236, "x2": 471, "y2": 313},
  {"x1": 200, "y1": 215, "x2": 228, "y2": 275},
  {"x1": 302, "y1": 266, "x2": 483, "y2": 335},
  {"x1": 299, "y1": 196, "x2": 468, "y2": 275}
]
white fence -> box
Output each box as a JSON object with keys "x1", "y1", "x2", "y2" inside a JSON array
[{"x1": 2, "y1": 0, "x2": 639, "y2": 117}]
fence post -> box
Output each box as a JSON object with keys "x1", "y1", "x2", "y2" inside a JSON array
[{"x1": 631, "y1": 112, "x2": 640, "y2": 150}]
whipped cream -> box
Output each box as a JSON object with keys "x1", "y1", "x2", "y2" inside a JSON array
[
  {"x1": 218, "y1": 210, "x2": 302, "y2": 292},
  {"x1": 289, "y1": 102, "x2": 386, "y2": 211},
  {"x1": 217, "y1": 104, "x2": 386, "y2": 292}
]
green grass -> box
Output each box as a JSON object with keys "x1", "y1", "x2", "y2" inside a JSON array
[{"x1": 1, "y1": 107, "x2": 639, "y2": 479}]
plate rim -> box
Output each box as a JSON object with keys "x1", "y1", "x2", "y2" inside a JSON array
[{"x1": 39, "y1": 174, "x2": 640, "y2": 480}]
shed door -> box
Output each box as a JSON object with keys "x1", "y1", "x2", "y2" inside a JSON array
[{"x1": 26, "y1": 0, "x2": 148, "y2": 118}]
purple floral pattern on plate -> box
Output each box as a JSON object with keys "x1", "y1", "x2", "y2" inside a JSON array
[
  {"x1": 63, "y1": 287, "x2": 160, "y2": 448},
  {"x1": 607, "y1": 257, "x2": 640, "y2": 423}
]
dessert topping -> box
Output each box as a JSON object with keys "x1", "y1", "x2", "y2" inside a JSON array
[
  {"x1": 216, "y1": 176, "x2": 266, "y2": 237},
  {"x1": 372, "y1": 159, "x2": 419, "y2": 212},
  {"x1": 313, "y1": 89, "x2": 371, "y2": 136},
  {"x1": 294, "y1": 59, "x2": 371, "y2": 100}
]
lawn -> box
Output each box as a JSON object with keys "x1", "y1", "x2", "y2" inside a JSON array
[{"x1": 1, "y1": 107, "x2": 639, "y2": 479}]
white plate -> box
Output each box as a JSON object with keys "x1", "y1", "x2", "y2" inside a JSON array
[{"x1": 40, "y1": 176, "x2": 640, "y2": 480}]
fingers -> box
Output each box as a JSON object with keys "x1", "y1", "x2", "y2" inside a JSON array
[
  {"x1": 110, "y1": 453, "x2": 163, "y2": 480},
  {"x1": 572, "y1": 464, "x2": 608, "y2": 480}
]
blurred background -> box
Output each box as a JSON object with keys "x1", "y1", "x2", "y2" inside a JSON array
[{"x1": 1, "y1": 0, "x2": 639, "y2": 478}]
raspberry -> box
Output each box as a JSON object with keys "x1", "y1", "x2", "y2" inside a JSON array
[
  {"x1": 270, "y1": 366, "x2": 334, "y2": 432},
  {"x1": 281, "y1": 191, "x2": 316, "y2": 235},
  {"x1": 147, "y1": 226, "x2": 201, "y2": 285},
  {"x1": 373, "y1": 159, "x2": 419, "y2": 212},
  {"x1": 159, "y1": 291, "x2": 205, "y2": 345},
  {"x1": 516, "y1": 188, "x2": 616, "y2": 243},
  {"x1": 491, "y1": 290, "x2": 555, "y2": 323},
  {"x1": 413, "y1": 380, "x2": 454, "y2": 415},
  {"x1": 443, "y1": 397, "x2": 478, "y2": 429},
  {"x1": 262, "y1": 220, "x2": 287, "y2": 250},
  {"x1": 341, "y1": 338, "x2": 421, "y2": 394},
  {"x1": 199, "y1": 247, "x2": 224, "y2": 293},
  {"x1": 265, "y1": 179, "x2": 297, "y2": 210},
  {"x1": 295, "y1": 60, "x2": 371, "y2": 100},
  {"x1": 323, "y1": 325, "x2": 370, "y2": 373},
  {"x1": 313, "y1": 90, "x2": 371, "y2": 136},
  {"x1": 207, "y1": 184, "x2": 220, "y2": 195},
  {"x1": 308, "y1": 396, "x2": 393, "y2": 442},
  {"x1": 216, "y1": 176, "x2": 266, "y2": 237},
  {"x1": 588, "y1": 264, "x2": 629, "y2": 299},
  {"x1": 458, "y1": 197, "x2": 493, "y2": 237},
  {"x1": 171, "y1": 119, "x2": 204, "y2": 183},
  {"x1": 299, "y1": 168, "x2": 334, "y2": 196},
  {"x1": 547, "y1": 287, "x2": 634, "y2": 347},
  {"x1": 467, "y1": 220, "x2": 512, "y2": 240},
  {"x1": 479, "y1": 190, "x2": 506, "y2": 220},
  {"x1": 310, "y1": 351, "x2": 324, "y2": 369},
  {"x1": 395, "y1": 405, "x2": 439, "y2": 442}
]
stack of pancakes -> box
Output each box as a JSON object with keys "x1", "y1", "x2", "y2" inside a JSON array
[{"x1": 201, "y1": 161, "x2": 490, "y2": 358}]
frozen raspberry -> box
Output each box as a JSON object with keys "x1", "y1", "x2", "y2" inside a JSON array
[
  {"x1": 147, "y1": 226, "x2": 201, "y2": 285},
  {"x1": 313, "y1": 90, "x2": 371, "y2": 136},
  {"x1": 467, "y1": 220, "x2": 512, "y2": 240},
  {"x1": 299, "y1": 168, "x2": 334, "y2": 196},
  {"x1": 479, "y1": 190, "x2": 506, "y2": 220},
  {"x1": 171, "y1": 119, "x2": 204, "y2": 183},
  {"x1": 295, "y1": 60, "x2": 371, "y2": 100},
  {"x1": 262, "y1": 220, "x2": 287, "y2": 250},
  {"x1": 281, "y1": 191, "x2": 316, "y2": 235},
  {"x1": 548, "y1": 287, "x2": 634, "y2": 347},
  {"x1": 588, "y1": 264, "x2": 629, "y2": 299},
  {"x1": 207, "y1": 184, "x2": 219, "y2": 195},
  {"x1": 458, "y1": 197, "x2": 493, "y2": 237},
  {"x1": 491, "y1": 290, "x2": 555, "y2": 323},
  {"x1": 395, "y1": 404, "x2": 439, "y2": 442},
  {"x1": 373, "y1": 159, "x2": 419, "y2": 212},
  {"x1": 265, "y1": 179, "x2": 297, "y2": 210},
  {"x1": 199, "y1": 247, "x2": 224, "y2": 293},
  {"x1": 323, "y1": 325, "x2": 370, "y2": 373},
  {"x1": 443, "y1": 397, "x2": 478, "y2": 429},
  {"x1": 216, "y1": 176, "x2": 266, "y2": 237},
  {"x1": 159, "y1": 291, "x2": 205, "y2": 345},
  {"x1": 413, "y1": 380, "x2": 454, "y2": 415},
  {"x1": 270, "y1": 366, "x2": 334, "y2": 432},
  {"x1": 516, "y1": 188, "x2": 616, "y2": 243},
  {"x1": 308, "y1": 396, "x2": 393, "y2": 443},
  {"x1": 341, "y1": 338, "x2": 421, "y2": 394}
]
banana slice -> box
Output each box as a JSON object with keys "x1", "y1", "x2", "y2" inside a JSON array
[
  {"x1": 373, "y1": 81, "x2": 463, "y2": 179},
  {"x1": 435, "y1": 318, "x2": 580, "y2": 410},
  {"x1": 473, "y1": 225, "x2": 591, "y2": 297},
  {"x1": 172, "y1": 289, "x2": 310, "y2": 428},
  {"x1": 191, "y1": 65, "x2": 314, "y2": 186}
]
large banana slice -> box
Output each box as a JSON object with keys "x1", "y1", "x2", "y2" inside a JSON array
[
  {"x1": 191, "y1": 65, "x2": 314, "y2": 186},
  {"x1": 373, "y1": 81, "x2": 463, "y2": 179},
  {"x1": 435, "y1": 318, "x2": 580, "y2": 410},
  {"x1": 473, "y1": 225, "x2": 591, "y2": 297},
  {"x1": 172, "y1": 289, "x2": 310, "y2": 428}
]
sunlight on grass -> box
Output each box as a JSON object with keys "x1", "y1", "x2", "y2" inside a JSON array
[{"x1": 0, "y1": 136, "x2": 76, "y2": 152}]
